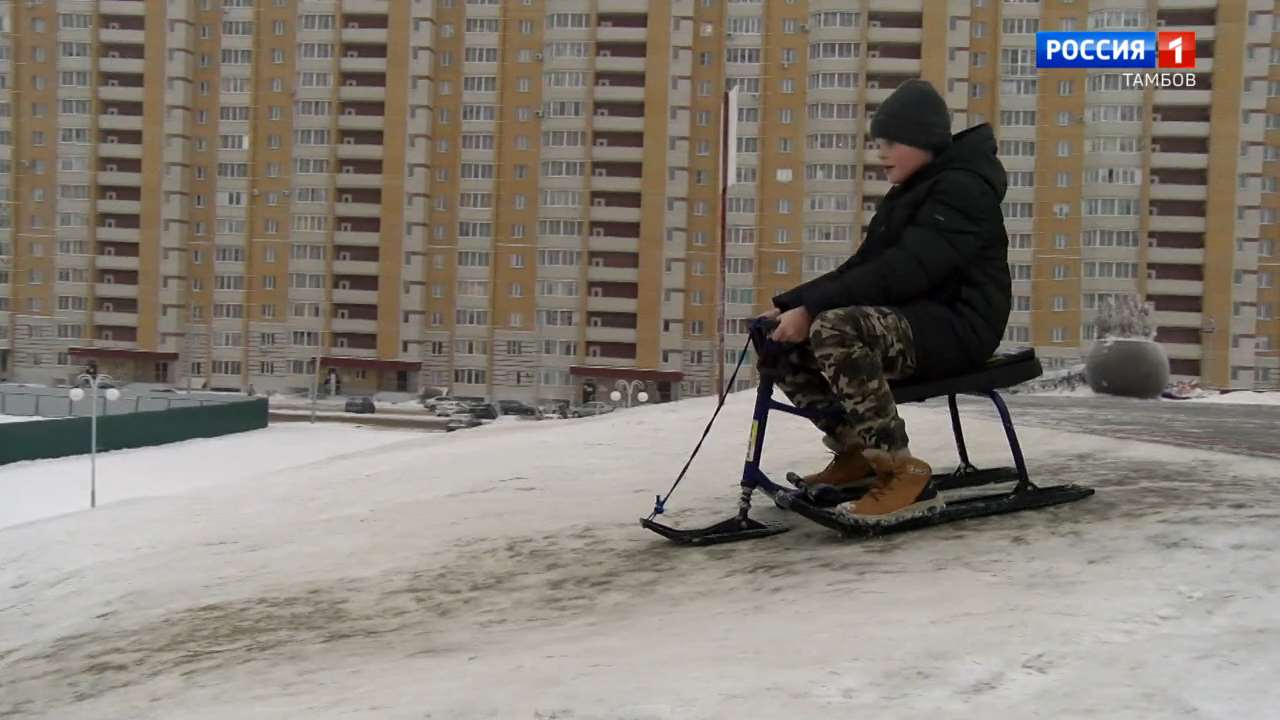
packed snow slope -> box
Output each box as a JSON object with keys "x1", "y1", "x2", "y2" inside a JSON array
[{"x1": 2, "y1": 390, "x2": 1278, "y2": 719}]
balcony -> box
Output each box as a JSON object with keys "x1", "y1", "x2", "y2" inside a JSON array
[
  {"x1": 591, "y1": 114, "x2": 645, "y2": 132},
  {"x1": 334, "y1": 230, "x2": 381, "y2": 246},
  {"x1": 98, "y1": 142, "x2": 143, "y2": 160},
  {"x1": 340, "y1": 56, "x2": 388, "y2": 73},
  {"x1": 332, "y1": 259, "x2": 381, "y2": 276},
  {"x1": 338, "y1": 113, "x2": 385, "y2": 131},
  {"x1": 94, "y1": 254, "x2": 139, "y2": 271},
  {"x1": 98, "y1": 85, "x2": 145, "y2": 103},
  {"x1": 336, "y1": 142, "x2": 384, "y2": 160},
  {"x1": 1147, "y1": 278, "x2": 1204, "y2": 295},
  {"x1": 587, "y1": 265, "x2": 639, "y2": 283},
  {"x1": 589, "y1": 205, "x2": 642, "y2": 223},
  {"x1": 332, "y1": 288, "x2": 379, "y2": 305},
  {"x1": 99, "y1": 0, "x2": 146, "y2": 13},
  {"x1": 593, "y1": 85, "x2": 645, "y2": 102},
  {"x1": 98, "y1": 57, "x2": 145, "y2": 74},
  {"x1": 590, "y1": 175, "x2": 643, "y2": 192},
  {"x1": 1148, "y1": 247, "x2": 1206, "y2": 265},
  {"x1": 588, "y1": 235, "x2": 639, "y2": 252},
  {"x1": 866, "y1": 26, "x2": 922, "y2": 43},
  {"x1": 334, "y1": 201, "x2": 382, "y2": 218},
  {"x1": 1148, "y1": 182, "x2": 1207, "y2": 201},
  {"x1": 596, "y1": 26, "x2": 647, "y2": 43},
  {"x1": 587, "y1": 296, "x2": 638, "y2": 313},
  {"x1": 595, "y1": 55, "x2": 646, "y2": 73},
  {"x1": 94, "y1": 311, "x2": 139, "y2": 327},
  {"x1": 334, "y1": 172, "x2": 383, "y2": 188},
  {"x1": 96, "y1": 226, "x2": 140, "y2": 242},
  {"x1": 94, "y1": 282, "x2": 138, "y2": 298},
  {"x1": 585, "y1": 326, "x2": 637, "y2": 343},
  {"x1": 328, "y1": 346, "x2": 379, "y2": 359},
  {"x1": 864, "y1": 86, "x2": 894, "y2": 104},
  {"x1": 97, "y1": 198, "x2": 142, "y2": 215},
  {"x1": 866, "y1": 56, "x2": 922, "y2": 74},
  {"x1": 331, "y1": 317, "x2": 379, "y2": 334},
  {"x1": 341, "y1": 27, "x2": 388, "y2": 44},
  {"x1": 1152, "y1": 89, "x2": 1212, "y2": 106},
  {"x1": 1147, "y1": 214, "x2": 1207, "y2": 233},
  {"x1": 591, "y1": 145, "x2": 644, "y2": 163},
  {"x1": 1161, "y1": 342, "x2": 1204, "y2": 361},
  {"x1": 99, "y1": 28, "x2": 145, "y2": 45},
  {"x1": 338, "y1": 85, "x2": 386, "y2": 101},
  {"x1": 97, "y1": 170, "x2": 142, "y2": 187},
  {"x1": 1149, "y1": 151, "x2": 1207, "y2": 169},
  {"x1": 1153, "y1": 310, "x2": 1203, "y2": 327},
  {"x1": 1151, "y1": 117, "x2": 1210, "y2": 136}
]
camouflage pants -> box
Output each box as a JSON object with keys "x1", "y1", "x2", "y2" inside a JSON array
[{"x1": 768, "y1": 306, "x2": 917, "y2": 452}]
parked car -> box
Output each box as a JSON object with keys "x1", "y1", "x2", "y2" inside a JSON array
[
  {"x1": 443, "y1": 409, "x2": 484, "y2": 432},
  {"x1": 569, "y1": 401, "x2": 615, "y2": 418},
  {"x1": 462, "y1": 401, "x2": 500, "y2": 420},
  {"x1": 497, "y1": 400, "x2": 540, "y2": 417},
  {"x1": 430, "y1": 398, "x2": 467, "y2": 416},
  {"x1": 344, "y1": 396, "x2": 376, "y2": 414},
  {"x1": 538, "y1": 402, "x2": 570, "y2": 419},
  {"x1": 424, "y1": 394, "x2": 460, "y2": 411}
]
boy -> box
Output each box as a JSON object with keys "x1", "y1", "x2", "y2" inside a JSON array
[{"x1": 760, "y1": 79, "x2": 1011, "y2": 524}]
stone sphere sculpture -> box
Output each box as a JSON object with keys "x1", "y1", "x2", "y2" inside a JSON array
[{"x1": 1084, "y1": 295, "x2": 1170, "y2": 399}]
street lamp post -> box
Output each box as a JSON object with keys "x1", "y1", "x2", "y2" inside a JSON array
[
  {"x1": 68, "y1": 371, "x2": 121, "y2": 509},
  {"x1": 609, "y1": 379, "x2": 649, "y2": 409}
]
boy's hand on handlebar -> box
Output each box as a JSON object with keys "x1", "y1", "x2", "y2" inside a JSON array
[
  {"x1": 769, "y1": 307, "x2": 812, "y2": 344},
  {"x1": 757, "y1": 308, "x2": 781, "y2": 320}
]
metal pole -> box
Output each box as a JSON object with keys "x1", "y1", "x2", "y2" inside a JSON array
[
  {"x1": 310, "y1": 342, "x2": 321, "y2": 424},
  {"x1": 90, "y1": 378, "x2": 97, "y2": 509},
  {"x1": 715, "y1": 90, "x2": 729, "y2": 397}
]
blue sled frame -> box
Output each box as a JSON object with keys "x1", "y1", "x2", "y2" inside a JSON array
[{"x1": 641, "y1": 319, "x2": 1094, "y2": 545}]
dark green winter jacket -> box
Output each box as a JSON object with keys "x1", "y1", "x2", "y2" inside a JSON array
[{"x1": 772, "y1": 123, "x2": 1012, "y2": 380}]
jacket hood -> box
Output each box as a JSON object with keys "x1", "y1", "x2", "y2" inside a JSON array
[{"x1": 914, "y1": 123, "x2": 1008, "y2": 202}]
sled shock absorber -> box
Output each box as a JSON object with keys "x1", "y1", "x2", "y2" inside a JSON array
[{"x1": 735, "y1": 484, "x2": 754, "y2": 523}]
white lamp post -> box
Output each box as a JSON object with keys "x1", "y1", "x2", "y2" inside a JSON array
[
  {"x1": 609, "y1": 379, "x2": 649, "y2": 409},
  {"x1": 69, "y1": 372, "x2": 121, "y2": 509}
]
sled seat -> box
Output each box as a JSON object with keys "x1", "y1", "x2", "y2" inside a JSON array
[
  {"x1": 891, "y1": 348, "x2": 1040, "y2": 405},
  {"x1": 887, "y1": 347, "x2": 1042, "y2": 489}
]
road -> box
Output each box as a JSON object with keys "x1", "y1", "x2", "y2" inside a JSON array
[{"x1": 939, "y1": 393, "x2": 1280, "y2": 460}]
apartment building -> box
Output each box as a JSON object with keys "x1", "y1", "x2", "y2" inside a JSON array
[
  {"x1": 0, "y1": 0, "x2": 433, "y2": 395},
  {"x1": 0, "y1": 0, "x2": 1275, "y2": 403}
]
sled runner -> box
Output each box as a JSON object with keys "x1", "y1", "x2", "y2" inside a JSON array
[{"x1": 642, "y1": 318, "x2": 1094, "y2": 545}]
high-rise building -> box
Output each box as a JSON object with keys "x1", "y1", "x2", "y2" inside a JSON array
[
  {"x1": 0, "y1": 0, "x2": 1274, "y2": 403},
  {"x1": 0, "y1": 0, "x2": 433, "y2": 395}
]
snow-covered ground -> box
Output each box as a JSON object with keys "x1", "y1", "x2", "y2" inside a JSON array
[
  {"x1": 1185, "y1": 390, "x2": 1280, "y2": 406},
  {"x1": 1027, "y1": 386, "x2": 1280, "y2": 405},
  {"x1": 0, "y1": 424, "x2": 430, "y2": 530},
  {"x1": 0, "y1": 414, "x2": 56, "y2": 424},
  {"x1": 2, "y1": 392, "x2": 1279, "y2": 718}
]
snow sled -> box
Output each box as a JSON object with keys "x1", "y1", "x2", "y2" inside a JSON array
[{"x1": 642, "y1": 318, "x2": 1094, "y2": 545}]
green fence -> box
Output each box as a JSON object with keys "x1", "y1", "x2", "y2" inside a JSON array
[{"x1": 0, "y1": 398, "x2": 268, "y2": 465}]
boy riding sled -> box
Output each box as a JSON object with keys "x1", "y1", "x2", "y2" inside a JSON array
[{"x1": 759, "y1": 79, "x2": 1011, "y2": 525}]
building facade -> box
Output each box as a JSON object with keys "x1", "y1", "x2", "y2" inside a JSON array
[{"x1": 0, "y1": 0, "x2": 1275, "y2": 403}]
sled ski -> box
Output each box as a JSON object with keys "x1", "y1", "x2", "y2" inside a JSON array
[
  {"x1": 770, "y1": 483, "x2": 1095, "y2": 538},
  {"x1": 642, "y1": 318, "x2": 1095, "y2": 544},
  {"x1": 785, "y1": 465, "x2": 1022, "y2": 507},
  {"x1": 639, "y1": 516, "x2": 788, "y2": 546}
]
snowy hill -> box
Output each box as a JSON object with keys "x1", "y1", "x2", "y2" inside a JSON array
[{"x1": 2, "y1": 390, "x2": 1279, "y2": 719}]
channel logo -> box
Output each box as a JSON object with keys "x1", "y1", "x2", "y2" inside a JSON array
[{"x1": 1036, "y1": 31, "x2": 1196, "y2": 69}]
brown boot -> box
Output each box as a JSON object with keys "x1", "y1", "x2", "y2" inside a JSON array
[
  {"x1": 836, "y1": 449, "x2": 943, "y2": 524},
  {"x1": 797, "y1": 449, "x2": 876, "y2": 490}
]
